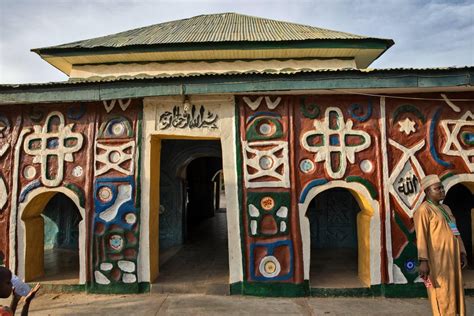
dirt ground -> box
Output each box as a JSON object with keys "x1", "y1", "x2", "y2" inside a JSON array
[{"x1": 1, "y1": 292, "x2": 473, "y2": 315}]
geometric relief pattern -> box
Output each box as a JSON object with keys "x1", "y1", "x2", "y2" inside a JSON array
[
  {"x1": 388, "y1": 139, "x2": 425, "y2": 218},
  {"x1": 301, "y1": 107, "x2": 371, "y2": 179},
  {"x1": 95, "y1": 141, "x2": 135, "y2": 176},
  {"x1": 92, "y1": 176, "x2": 139, "y2": 286},
  {"x1": 249, "y1": 240, "x2": 294, "y2": 281},
  {"x1": 247, "y1": 192, "x2": 290, "y2": 238},
  {"x1": 242, "y1": 140, "x2": 290, "y2": 188},
  {"x1": 243, "y1": 96, "x2": 282, "y2": 111},
  {"x1": 440, "y1": 111, "x2": 474, "y2": 172},
  {"x1": 92, "y1": 106, "x2": 139, "y2": 288},
  {"x1": 23, "y1": 111, "x2": 83, "y2": 187}
]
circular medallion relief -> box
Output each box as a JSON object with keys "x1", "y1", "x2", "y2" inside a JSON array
[
  {"x1": 72, "y1": 166, "x2": 83, "y2": 178},
  {"x1": 360, "y1": 160, "x2": 373, "y2": 173},
  {"x1": 111, "y1": 122, "x2": 125, "y2": 136},
  {"x1": 405, "y1": 259, "x2": 416, "y2": 272},
  {"x1": 98, "y1": 186, "x2": 113, "y2": 203},
  {"x1": 109, "y1": 151, "x2": 121, "y2": 163},
  {"x1": 260, "y1": 196, "x2": 275, "y2": 211},
  {"x1": 259, "y1": 155, "x2": 274, "y2": 170},
  {"x1": 258, "y1": 122, "x2": 273, "y2": 136},
  {"x1": 23, "y1": 165, "x2": 36, "y2": 180},
  {"x1": 109, "y1": 234, "x2": 124, "y2": 251},
  {"x1": 124, "y1": 213, "x2": 137, "y2": 225},
  {"x1": 299, "y1": 159, "x2": 314, "y2": 174},
  {"x1": 259, "y1": 256, "x2": 281, "y2": 278}
]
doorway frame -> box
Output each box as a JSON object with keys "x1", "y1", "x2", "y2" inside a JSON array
[
  {"x1": 16, "y1": 186, "x2": 86, "y2": 283},
  {"x1": 140, "y1": 95, "x2": 243, "y2": 285},
  {"x1": 298, "y1": 180, "x2": 381, "y2": 287}
]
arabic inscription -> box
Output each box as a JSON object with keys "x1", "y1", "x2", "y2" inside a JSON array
[{"x1": 158, "y1": 105, "x2": 219, "y2": 130}]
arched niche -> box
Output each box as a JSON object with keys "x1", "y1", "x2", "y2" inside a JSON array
[
  {"x1": 17, "y1": 187, "x2": 86, "y2": 283},
  {"x1": 298, "y1": 180, "x2": 381, "y2": 287}
]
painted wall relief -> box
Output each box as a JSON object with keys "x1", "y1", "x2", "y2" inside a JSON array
[
  {"x1": 239, "y1": 96, "x2": 298, "y2": 283},
  {"x1": 92, "y1": 99, "x2": 141, "y2": 289},
  {"x1": 385, "y1": 93, "x2": 474, "y2": 284},
  {"x1": 0, "y1": 99, "x2": 142, "y2": 292}
]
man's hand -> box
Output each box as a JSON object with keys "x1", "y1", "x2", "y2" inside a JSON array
[
  {"x1": 461, "y1": 253, "x2": 468, "y2": 269},
  {"x1": 25, "y1": 283, "x2": 40, "y2": 304},
  {"x1": 419, "y1": 260, "x2": 430, "y2": 279}
]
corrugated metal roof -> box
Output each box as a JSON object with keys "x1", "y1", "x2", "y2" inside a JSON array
[
  {"x1": 35, "y1": 12, "x2": 387, "y2": 51},
  {"x1": 1, "y1": 66, "x2": 472, "y2": 88}
]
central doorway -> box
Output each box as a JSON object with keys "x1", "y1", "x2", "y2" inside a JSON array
[
  {"x1": 154, "y1": 140, "x2": 229, "y2": 294},
  {"x1": 307, "y1": 188, "x2": 364, "y2": 288}
]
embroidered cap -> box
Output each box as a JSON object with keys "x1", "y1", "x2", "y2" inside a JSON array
[{"x1": 421, "y1": 175, "x2": 441, "y2": 190}]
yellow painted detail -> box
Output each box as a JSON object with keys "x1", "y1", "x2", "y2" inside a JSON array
[
  {"x1": 349, "y1": 189, "x2": 373, "y2": 288},
  {"x1": 21, "y1": 191, "x2": 56, "y2": 281},
  {"x1": 43, "y1": 47, "x2": 383, "y2": 76}
]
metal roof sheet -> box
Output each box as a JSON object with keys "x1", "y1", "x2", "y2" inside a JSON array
[
  {"x1": 35, "y1": 12, "x2": 388, "y2": 51},
  {"x1": 1, "y1": 66, "x2": 472, "y2": 88}
]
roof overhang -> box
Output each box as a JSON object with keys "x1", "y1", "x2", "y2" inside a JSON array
[
  {"x1": 1, "y1": 67, "x2": 472, "y2": 105},
  {"x1": 33, "y1": 39, "x2": 394, "y2": 76}
]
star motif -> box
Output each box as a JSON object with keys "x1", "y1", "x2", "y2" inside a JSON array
[
  {"x1": 398, "y1": 118, "x2": 416, "y2": 135},
  {"x1": 440, "y1": 111, "x2": 474, "y2": 172}
]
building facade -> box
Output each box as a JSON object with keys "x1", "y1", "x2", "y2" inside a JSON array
[{"x1": 0, "y1": 13, "x2": 473, "y2": 296}]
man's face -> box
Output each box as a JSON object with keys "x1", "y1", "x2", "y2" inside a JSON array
[{"x1": 427, "y1": 182, "x2": 445, "y2": 202}]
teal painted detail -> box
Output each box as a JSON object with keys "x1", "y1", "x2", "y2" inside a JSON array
[
  {"x1": 300, "y1": 96, "x2": 320, "y2": 119},
  {"x1": 247, "y1": 192, "x2": 291, "y2": 237},
  {"x1": 461, "y1": 131, "x2": 474, "y2": 146},
  {"x1": 392, "y1": 104, "x2": 426, "y2": 123},
  {"x1": 345, "y1": 176, "x2": 378, "y2": 199},
  {"x1": 240, "y1": 281, "x2": 310, "y2": 297},
  {"x1": 229, "y1": 282, "x2": 243, "y2": 295},
  {"x1": 65, "y1": 183, "x2": 85, "y2": 208},
  {"x1": 393, "y1": 213, "x2": 419, "y2": 283},
  {"x1": 42, "y1": 215, "x2": 59, "y2": 250},
  {"x1": 1, "y1": 69, "x2": 473, "y2": 104},
  {"x1": 440, "y1": 172, "x2": 456, "y2": 182},
  {"x1": 246, "y1": 116, "x2": 283, "y2": 141},
  {"x1": 87, "y1": 283, "x2": 140, "y2": 294},
  {"x1": 382, "y1": 283, "x2": 427, "y2": 298},
  {"x1": 138, "y1": 282, "x2": 150, "y2": 293}
]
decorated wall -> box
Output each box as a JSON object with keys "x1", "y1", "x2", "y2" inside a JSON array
[
  {"x1": 237, "y1": 92, "x2": 474, "y2": 293},
  {"x1": 0, "y1": 91, "x2": 472, "y2": 296},
  {"x1": 0, "y1": 99, "x2": 142, "y2": 292}
]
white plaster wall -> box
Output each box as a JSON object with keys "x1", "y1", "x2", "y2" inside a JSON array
[
  {"x1": 69, "y1": 59, "x2": 357, "y2": 80},
  {"x1": 139, "y1": 95, "x2": 243, "y2": 284},
  {"x1": 298, "y1": 180, "x2": 381, "y2": 285},
  {"x1": 379, "y1": 97, "x2": 394, "y2": 283}
]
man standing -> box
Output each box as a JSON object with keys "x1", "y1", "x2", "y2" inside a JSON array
[{"x1": 414, "y1": 175, "x2": 467, "y2": 316}]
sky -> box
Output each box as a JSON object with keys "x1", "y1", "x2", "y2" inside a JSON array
[{"x1": 0, "y1": 0, "x2": 473, "y2": 84}]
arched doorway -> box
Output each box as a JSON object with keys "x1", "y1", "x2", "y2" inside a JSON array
[
  {"x1": 307, "y1": 188, "x2": 361, "y2": 287},
  {"x1": 444, "y1": 182, "x2": 474, "y2": 282},
  {"x1": 17, "y1": 188, "x2": 86, "y2": 284},
  {"x1": 156, "y1": 140, "x2": 229, "y2": 294},
  {"x1": 299, "y1": 181, "x2": 380, "y2": 288}
]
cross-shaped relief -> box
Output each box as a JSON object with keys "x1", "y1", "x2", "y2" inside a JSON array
[{"x1": 24, "y1": 111, "x2": 83, "y2": 187}]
